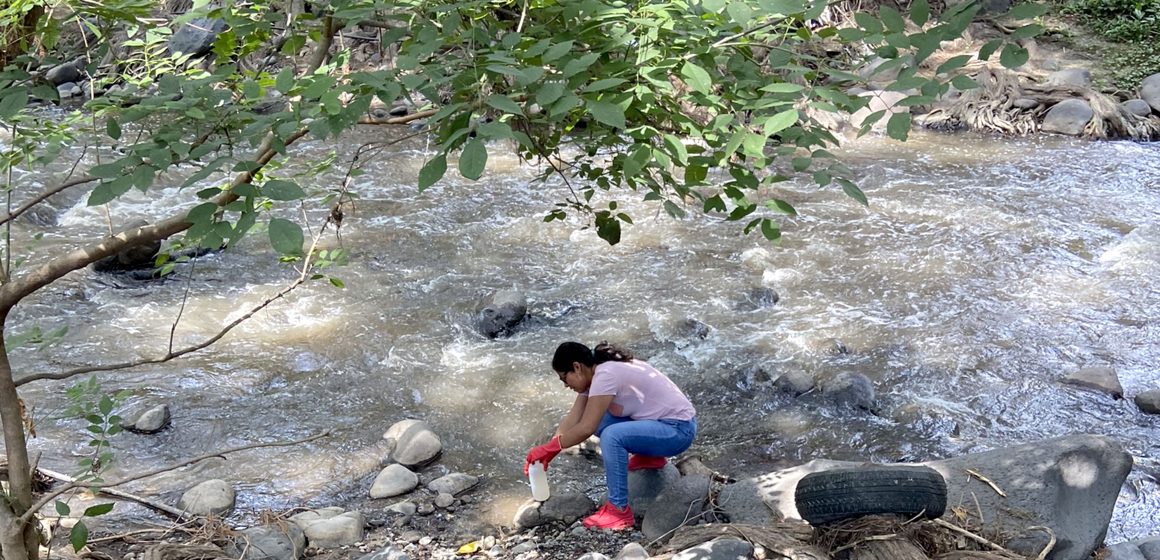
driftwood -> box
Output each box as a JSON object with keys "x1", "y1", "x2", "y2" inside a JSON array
[
  {"x1": 839, "y1": 537, "x2": 932, "y2": 560},
  {"x1": 661, "y1": 522, "x2": 830, "y2": 559},
  {"x1": 919, "y1": 67, "x2": 1160, "y2": 140}
]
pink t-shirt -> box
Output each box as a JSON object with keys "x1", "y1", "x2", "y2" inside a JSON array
[{"x1": 585, "y1": 360, "x2": 696, "y2": 421}]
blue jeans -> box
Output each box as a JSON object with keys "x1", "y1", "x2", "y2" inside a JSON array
[{"x1": 595, "y1": 412, "x2": 697, "y2": 508}]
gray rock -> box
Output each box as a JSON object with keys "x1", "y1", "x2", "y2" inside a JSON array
[
  {"x1": 577, "y1": 553, "x2": 610, "y2": 560},
  {"x1": 124, "y1": 404, "x2": 171, "y2": 433},
  {"x1": 742, "y1": 287, "x2": 778, "y2": 309},
  {"x1": 357, "y1": 545, "x2": 408, "y2": 560},
  {"x1": 1042, "y1": 98, "x2": 1094, "y2": 136},
  {"x1": 641, "y1": 474, "x2": 710, "y2": 543},
  {"x1": 1013, "y1": 97, "x2": 1040, "y2": 109},
  {"x1": 46, "y1": 61, "x2": 82, "y2": 86},
  {"x1": 477, "y1": 289, "x2": 527, "y2": 338},
  {"x1": 1134, "y1": 390, "x2": 1160, "y2": 414},
  {"x1": 383, "y1": 419, "x2": 442, "y2": 467},
  {"x1": 821, "y1": 371, "x2": 875, "y2": 410},
  {"x1": 1140, "y1": 536, "x2": 1160, "y2": 559},
  {"x1": 1104, "y1": 542, "x2": 1147, "y2": 560},
  {"x1": 513, "y1": 493, "x2": 596, "y2": 528},
  {"x1": 229, "y1": 525, "x2": 306, "y2": 560},
  {"x1": 427, "y1": 472, "x2": 478, "y2": 496},
  {"x1": 510, "y1": 542, "x2": 537, "y2": 554},
  {"x1": 626, "y1": 464, "x2": 681, "y2": 519},
  {"x1": 370, "y1": 464, "x2": 419, "y2": 499},
  {"x1": 91, "y1": 220, "x2": 164, "y2": 273},
  {"x1": 57, "y1": 82, "x2": 82, "y2": 99},
  {"x1": 1123, "y1": 99, "x2": 1153, "y2": 117},
  {"x1": 434, "y1": 492, "x2": 455, "y2": 508},
  {"x1": 1047, "y1": 68, "x2": 1092, "y2": 88},
  {"x1": 1142, "y1": 73, "x2": 1160, "y2": 113},
  {"x1": 673, "y1": 537, "x2": 754, "y2": 560},
  {"x1": 169, "y1": 17, "x2": 227, "y2": 57},
  {"x1": 615, "y1": 543, "x2": 649, "y2": 560},
  {"x1": 289, "y1": 508, "x2": 365, "y2": 548},
  {"x1": 1062, "y1": 366, "x2": 1123, "y2": 399},
  {"x1": 177, "y1": 479, "x2": 235, "y2": 516},
  {"x1": 385, "y1": 501, "x2": 417, "y2": 516},
  {"x1": 773, "y1": 370, "x2": 815, "y2": 396}
]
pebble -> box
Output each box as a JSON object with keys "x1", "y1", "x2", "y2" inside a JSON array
[
  {"x1": 402, "y1": 530, "x2": 422, "y2": 543},
  {"x1": 419, "y1": 536, "x2": 433, "y2": 546},
  {"x1": 511, "y1": 542, "x2": 538, "y2": 554},
  {"x1": 482, "y1": 536, "x2": 497, "y2": 549},
  {"x1": 435, "y1": 493, "x2": 455, "y2": 508},
  {"x1": 417, "y1": 502, "x2": 436, "y2": 515},
  {"x1": 572, "y1": 526, "x2": 588, "y2": 537}
]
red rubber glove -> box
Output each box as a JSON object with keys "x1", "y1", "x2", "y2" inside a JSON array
[{"x1": 524, "y1": 435, "x2": 563, "y2": 475}]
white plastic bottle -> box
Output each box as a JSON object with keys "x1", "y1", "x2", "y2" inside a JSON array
[{"x1": 528, "y1": 461, "x2": 551, "y2": 501}]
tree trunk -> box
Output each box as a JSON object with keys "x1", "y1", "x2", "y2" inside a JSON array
[{"x1": 0, "y1": 323, "x2": 40, "y2": 560}]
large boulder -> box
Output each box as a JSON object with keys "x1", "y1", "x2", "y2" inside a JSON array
[
  {"x1": 1123, "y1": 99, "x2": 1153, "y2": 117},
  {"x1": 640, "y1": 474, "x2": 710, "y2": 543},
  {"x1": 716, "y1": 434, "x2": 1131, "y2": 560},
  {"x1": 1042, "y1": 99, "x2": 1094, "y2": 136},
  {"x1": 1142, "y1": 73, "x2": 1160, "y2": 113},
  {"x1": 169, "y1": 18, "x2": 227, "y2": 57},
  {"x1": 1135, "y1": 390, "x2": 1160, "y2": 414},
  {"x1": 626, "y1": 463, "x2": 681, "y2": 519},
  {"x1": 370, "y1": 464, "x2": 418, "y2": 499},
  {"x1": 45, "y1": 60, "x2": 83, "y2": 86},
  {"x1": 476, "y1": 290, "x2": 527, "y2": 338},
  {"x1": 382, "y1": 419, "x2": 442, "y2": 467},
  {"x1": 513, "y1": 493, "x2": 596, "y2": 528},
  {"x1": 289, "y1": 507, "x2": 365, "y2": 548}
]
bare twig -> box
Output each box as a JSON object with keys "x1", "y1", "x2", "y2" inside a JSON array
[
  {"x1": 23, "y1": 431, "x2": 330, "y2": 523},
  {"x1": 931, "y1": 518, "x2": 1020, "y2": 558},
  {"x1": 1029, "y1": 526, "x2": 1056, "y2": 560},
  {"x1": 831, "y1": 534, "x2": 901, "y2": 554},
  {"x1": 965, "y1": 468, "x2": 1008, "y2": 497}
]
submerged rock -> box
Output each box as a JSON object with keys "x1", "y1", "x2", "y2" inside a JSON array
[
  {"x1": 178, "y1": 479, "x2": 236, "y2": 516},
  {"x1": 383, "y1": 419, "x2": 442, "y2": 467},
  {"x1": 1042, "y1": 98, "x2": 1093, "y2": 136},
  {"x1": 1134, "y1": 390, "x2": 1160, "y2": 414},
  {"x1": 1062, "y1": 366, "x2": 1123, "y2": 399},
  {"x1": 821, "y1": 371, "x2": 875, "y2": 410},
  {"x1": 477, "y1": 290, "x2": 527, "y2": 338},
  {"x1": 123, "y1": 404, "x2": 171, "y2": 433}
]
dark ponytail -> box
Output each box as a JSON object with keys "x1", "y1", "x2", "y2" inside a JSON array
[{"x1": 551, "y1": 340, "x2": 634, "y2": 373}]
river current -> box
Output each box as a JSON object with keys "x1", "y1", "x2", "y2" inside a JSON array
[{"x1": 6, "y1": 129, "x2": 1159, "y2": 542}]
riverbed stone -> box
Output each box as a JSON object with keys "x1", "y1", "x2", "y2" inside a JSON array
[
  {"x1": 477, "y1": 289, "x2": 527, "y2": 338},
  {"x1": 177, "y1": 479, "x2": 235, "y2": 516},
  {"x1": 385, "y1": 501, "x2": 417, "y2": 516},
  {"x1": 46, "y1": 61, "x2": 82, "y2": 85},
  {"x1": 773, "y1": 370, "x2": 815, "y2": 396},
  {"x1": 1013, "y1": 97, "x2": 1040, "y2": 109},
  {"x1": 1104, "y1": 542, "x2": 1147, "y2": 560},
  {"x1": 1062, "y1": 366, "x2": 1123, "y2": 399},
  {"x1": 1047, "y1": 68, "x2": 1092, "y2": 88},
  {"x1": 820, "y1": 371, "x2": 875, "y2": 410},
  {"x1": 427, "y1": 472, "x2": 478, "y2": 495},
  {"x1": 1138, "y1": 537, "x2": 1160, "y2": 559},
  {"x1": 718, "y1": 434, "x2": 1129, "y2": 560},
  {"x1": 434, "y1": 493, "x2": 455, "y2": 508},
  {"x1": 736, "y1": 287, "x2": 778, "y2": 311},
  {"x1": 228, "y1": 524, "x2": 306, "y2": 560},
  {"x1": 290, "y1": 508, "x2": 365, "y2": 548},
  {"x1": 641, "y1": 474, "x2": 710, "y2": 543},
  {"x1": 1142, "y1": 73, "x2": 1160, "y2": 113},
  {"x1": 513, "y1": 493, "x2": 596, "y2": 528},
  {"x1": 1123, "y1": 99, "x2": 1153, "y2": 117},
  {"x1": 383, "y1": 419, "x2": 442, "y2": 467},
  {"x1": 673, "y1": 537, "x2": 754, "y2": 560},
  {"x1": 370, "y1": 464, "x2": 419, "y2": 498},
  {"x1": 615, "y1": 543, "x2": 649, "y2": 560},
  {"x1": 1134, "y1": 390, "x2": 1160, "y2": 414},
  {"x1": 123, "y1": 404, "x2": 171, "y2": 433},
  {"x1": 357, "y1": 545, "x2": 408, "y2": 560},
  {"x1": 169, "y1": 17, "x2": 227, "y2": 57},
  {"x1": 577, "y1": 553, "x2": 610, "y2": 560},
  {"x1": 626, "y1": 463, "x2": 681, "y2": 519},
  {"x1": 1042, "y1": 99, "x2": 1094, "y2": 136}
]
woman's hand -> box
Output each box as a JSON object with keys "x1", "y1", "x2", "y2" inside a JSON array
[{"x1": 524, "y1": 435, "x2": 563, "y2": 475}]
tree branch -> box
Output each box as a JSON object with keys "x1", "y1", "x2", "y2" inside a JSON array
[
  {"x1": 22, "y1": 431, "x2": 331, "y2": 524},
  {"x1": 0, "y1": 175, "x2": 99, "y2": 228}
]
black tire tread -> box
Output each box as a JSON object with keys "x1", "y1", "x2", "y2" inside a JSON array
[{"x1": 794, "y1": 466, "x2": 947, "y2": 526}]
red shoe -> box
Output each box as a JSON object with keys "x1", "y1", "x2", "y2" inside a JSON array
[
  {"x1": 628, "y1": 454, "x2": 667, "y2": 471},
  {"x1": 583, "y1": 501, "x2": 635, "y2": 530}
]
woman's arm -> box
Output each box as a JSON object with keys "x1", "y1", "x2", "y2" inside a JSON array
[
  {"x1": 556, "y1": 394, "x2": 588, "y2": 436},
  {"x1": 558, "y1": 394, "x2": 613, "y2": 448}
]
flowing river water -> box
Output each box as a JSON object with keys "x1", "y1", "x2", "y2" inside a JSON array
[{"x1": 6, "y1": 128, "x2": 1159, "y2": 544}]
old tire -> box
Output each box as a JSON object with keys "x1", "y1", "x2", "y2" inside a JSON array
[{"x1": 794, "y1": 465, "x2": 947, "y2": 525}]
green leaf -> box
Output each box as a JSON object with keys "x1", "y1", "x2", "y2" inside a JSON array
[
  {"x1": 106, "y1": 119, "x2": 122, "y2": 140},
  {"x1": 999, "y1": 44, "x2": 1029, "y2": 69},
  {"x1": 910, "y1": 0, "x2": 930, "y2": 26},
  {"x1": 879, "y1": 6, "x2": 906, "y2": 33},
  {"x1": 936, "y1": 55, "x2": 972, "y2": 75},
  {"x1": 596, "y1": 214, "x2": 621, "y2": 245},
  {"x1": 762, "y1": 109, "x2": 799, "y2": 137},
  {"x1": 0, "y1": 90, "x2": 27, "y2": 119},
  {"x1": 950, "y1": 75, "x2": 980, "y2": 90},
  {"x1": 263, "y1": 179, "x2": 307, "y2": 201},
  {"x1": 55, "y1": 501, "x2": 71, "y2": 516},
  {"x1": 275, "y1": 68, "x2": 295, "y2": 94},
  {"x1": 329, "y1": 277, "x2": 345, "y2": 288},
  {"x1": 886, "y1": 111, "x2": 911, "y2": 141},
  {"x1": 839, "y1": 179, "x2": 869, "y2": 206},
  {"x1": 977, "y1": 39, "x2": 1003, "y2": 61},
  {"x1": 485, "y1": 95, "x2": 523, "y2": 115},
  {"x1": 1007, "y1": 2, "x2": 1048, "y2": 19},
  {"x1": 854, "y1": 12, "x2": 883, "y2": 34},
  {"x1": 542, "y1": 41, "x2": 574, "y2": 63},
  {"x1": 680, "y1": 62, "x2": 713, "y2": 96},
  {"x1": 587, "y1": 101, "x2": 625, "y2": 129},
  {"x1": 83, "y1": 503, "x2": 114, "y2": 517},
  {"x1": 760, "y1": 219, "x2": 781, "y2": 241},
  {"x1": 764, "y1": 199, "x2": 798, "y2": 215},
  {"x1": 418, "y1": 154, "x2": 447, "y2": 191},
  {"x1": 459, "y1": 139, "x2": 487, "y2": 180},
  {"x1": 268, "y1": 218, "x2": 304, "y2": 257},
  {"x1": 70, "y1": 521, "x2": 89, "y2": 552},
  {"x1": 1009, "y1": 23, "x2": 1044, "y2": 40},
  {"x1": 584, "y1": 78, "x2": 628, "y2": 93}
]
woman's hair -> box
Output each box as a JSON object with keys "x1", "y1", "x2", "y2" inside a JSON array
[{"x1": 551, "y1": 341, "x2": 634, "y2": 372}]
